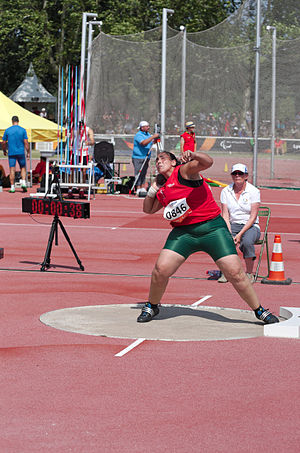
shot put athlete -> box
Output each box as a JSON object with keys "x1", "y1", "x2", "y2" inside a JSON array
[{"x1": 137, "y1": 150, "x2": 279, "y2": 325}]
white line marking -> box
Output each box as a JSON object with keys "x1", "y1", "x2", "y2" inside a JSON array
[
  {"x1": 0, "y1": 223, "x2": 299, "y2": 235},
  {"x1": 264, "y1": 202, "x2": 300, "y2": 207},
  {"x1": 115, "y1": 338, "x2": 145, "y2": 357},
  {"x1": 191, "y1": 295, "x2": 212, "y2": 307}
]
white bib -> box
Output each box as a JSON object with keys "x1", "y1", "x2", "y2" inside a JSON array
[{"x1": 163, "y1": 198, "x2": 192, "y2": 223}]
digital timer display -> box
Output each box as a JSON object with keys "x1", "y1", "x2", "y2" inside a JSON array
[{"x1": 22, "y1": 197, "x2": 90, "y2": 219}]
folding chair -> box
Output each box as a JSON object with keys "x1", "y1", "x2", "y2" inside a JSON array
[
  {"x1": 254, "y1": 206, "x2": 271, "y2": 282},
  {"x1": 94, "y1": 141, "x2": 115, "y2": 178}
]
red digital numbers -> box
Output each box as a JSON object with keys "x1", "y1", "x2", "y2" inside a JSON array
[
  {"x1": 57, "y1": 201, "x2": 62, "y2": 216},
  {"x1": 26, "y1": 198, "x2": 87, "y2": 218},
  {"x1": 32, "y1": 199, "x2": 38, "y2": 214},
  {"x1": 38, "y1": 200, "x2": 44, "y2": 214},
  {"x1": 69, "y1": 203, "x2": 75, "y2": 218},
  {"x1": 75, "y1": 205, "x2": 82, "y2": 218}
]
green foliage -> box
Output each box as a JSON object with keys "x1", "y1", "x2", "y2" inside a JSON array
[
  {"x1": 1, "y1": 0, "x2": 299, "y2": 104},
  {"x1": 0, "y1": 0, "x2": 239, "y2": 95}
]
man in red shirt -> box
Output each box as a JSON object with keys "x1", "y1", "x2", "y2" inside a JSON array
[{"x1": 180, "y1": 121, "x2": 197, "y2": 156}]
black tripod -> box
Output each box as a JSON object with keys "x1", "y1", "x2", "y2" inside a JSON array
[{"x1": 41, "y1": 166, "x2": 84, "y2": 272}]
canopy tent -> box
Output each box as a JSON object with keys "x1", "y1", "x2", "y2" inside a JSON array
[
  {"x1": 10, "y1": 63, "x2": 56, "y2": 104},
  {"x1": 0, "y1": 91, "x2": 62, "y2": 142}
]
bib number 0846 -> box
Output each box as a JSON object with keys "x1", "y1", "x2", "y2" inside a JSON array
[
  {"x1": 165, "y1": 203, "x2": 187, "y2": 220},
  {"x1": 163, "y1": 198, "x2": 191, "y2": 222}
]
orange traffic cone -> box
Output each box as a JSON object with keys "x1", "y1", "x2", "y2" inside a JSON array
[{"x1": 261, "y1": 234, "x2": 292, "y2": 285}]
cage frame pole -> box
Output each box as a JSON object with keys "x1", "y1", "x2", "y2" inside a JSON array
[
  {"x1": 253, "y1": 0, "x2": 261, "y2": 186},
  {"x1": 180, "y1": 25, "x2": 186, "y2": 133},
  {"x1": 160, "y1": 8, "x2": 174, "y2": 150},
  {"x1": 79, "y1": 12, "x2": 97, "y2": 121}
]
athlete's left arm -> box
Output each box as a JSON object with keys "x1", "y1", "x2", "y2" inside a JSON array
[{"x1": 180, "y1": 150, "x2": 213, "y2": 178}]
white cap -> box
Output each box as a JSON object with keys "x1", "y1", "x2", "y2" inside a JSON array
[
  {"x1": 231, "y1": 163, "x2": 248, "y2": 174},
  {"x1": 138, "y1": 121, "x2": 149, "y2": 128},
  {"x1": 185, "y1": 121, "x2": 195, "y2": 128}
]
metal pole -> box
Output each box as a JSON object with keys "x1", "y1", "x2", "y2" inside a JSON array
[
  {"x1": 87, "y1": 20, "x2": 102, "y2": 100},
  {"x1": 253, "y1": 0, "x2": 261, "y2": 186},
  {"x1": 80, "y1": 12, "x2": 97, "y2": 120},
  {"x1": 160, "y1": 8, "x2": 174, "y2": 150},
  {"x1": 180, "y1": 25, "x2": 186, "y2": 132},
  {"x1": 269, "y1": 26, "x2": 276, "y2": 179},
  {"x1": 29, "y1": 142, "x2": 32, "y2": 187}
]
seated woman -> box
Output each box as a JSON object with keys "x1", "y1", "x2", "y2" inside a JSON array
[
  {"x1": 32, "y1": 157, "x2": 46, "y2": 183},
  {"x1": 218, "y1": 163, "x2": 261, "y2": 284},
  {"x1": 0, "y1": 164, "x2": 6, "y2": 187}
]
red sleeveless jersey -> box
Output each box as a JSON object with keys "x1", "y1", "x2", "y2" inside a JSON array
[
  {"x1": 157, "y1": 165, "x2": 220, "y2": 227},
  {"x1": 180, "y1": 131, "x2": 196, "y2": 152}
]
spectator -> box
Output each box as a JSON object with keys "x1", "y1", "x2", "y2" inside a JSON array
[
  {"x1": 180, "y1": 121, "x2": 197, "y2": 156},
  {"x1": 2, "y1": 116, "x2": 29, "y2": 193},
  {"x1": 69, "y1": 122, "x2": 95, "y2": 199},
  {"x1": 218, "y1": 163, "x2": 261, "y2": 284},
  {"x1": 39, "y1": 108, "x2": 47, "y2": 118},
  {"x1": 32, "y1": 157, "x2": 46, "y2": 183},
  {"x1": 132, "y1": 121, "x2": 159, "y2": 195},
  {"x1": 274, "y1": 137, "x2": 285, "y2": 155}
]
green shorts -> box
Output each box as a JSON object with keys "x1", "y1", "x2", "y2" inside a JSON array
[{"x1": 163, "y1": 215, "x2": 237, "y2": 261}]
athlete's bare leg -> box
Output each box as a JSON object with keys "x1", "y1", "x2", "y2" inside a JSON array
[
  {"x1": 148, "y1": 249, "x2": 185, "y2": 305},
  {"x1": 216, "y1": 254, "x2": 260, "y2": 310}
]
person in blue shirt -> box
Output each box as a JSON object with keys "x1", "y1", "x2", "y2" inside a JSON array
[
  {"x1": 132, "y1": 121, "x2": 159, "y2": 195},
  {"x1": 2, "y1": 116, "x2": 29, "y2": 193}
]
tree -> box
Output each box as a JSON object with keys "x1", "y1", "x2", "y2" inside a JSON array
[{"x1": 0, "y1": 0, "x2": 241, "y2": 96}]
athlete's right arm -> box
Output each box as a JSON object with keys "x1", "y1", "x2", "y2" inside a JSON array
[{"x1": 143, "y1": 182, "x2": 163, "y2": 214}]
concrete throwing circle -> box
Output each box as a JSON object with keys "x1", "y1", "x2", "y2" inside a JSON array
[{"x1": 40, "y1": 304, "x2": 264, "y2": 341}]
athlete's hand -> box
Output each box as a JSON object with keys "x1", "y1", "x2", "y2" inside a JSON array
[
  {"x1": 3, "y1": 150, "x2": 7, "y2": 156},
  {"x1": 181, "y1": 150, "x2": 193, "y2": 163},
  {"x1": 155, "y1": 173, "x2": 166, "y2": 187}
]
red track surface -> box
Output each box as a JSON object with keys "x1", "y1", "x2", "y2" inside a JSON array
[{"x1": 0, "y1": 185, "x2": 299, "y2": 452}]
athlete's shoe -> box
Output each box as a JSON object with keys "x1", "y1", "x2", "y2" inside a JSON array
[
  {"x1": 218, "y1": 273, "x2": 228, "y2": 283},
  {"x1": 22, "y1": 185, "x2": 27, "y2": 193},
  {"x1": 137, "y1": 302, "x2": 159, "y2": 323},
  {"x1": 255, "y1": 306, "x2": 279, "y2": 324},
  {"x1": 9, "y1": 188, "x2": 15, "y2": 193}
]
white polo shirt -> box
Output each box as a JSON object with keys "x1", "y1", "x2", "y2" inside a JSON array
[{"x1": 220, "y1": 181, "x2": 260, "y2": 227}]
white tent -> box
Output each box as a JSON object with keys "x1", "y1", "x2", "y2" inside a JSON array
[{"x1": 10, "y1": 63, "x2": 56, "y2": 104}]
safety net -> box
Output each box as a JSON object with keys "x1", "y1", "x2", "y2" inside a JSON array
[{"x1": 87, "y1": 0, "x2": 300, "y2": 188}]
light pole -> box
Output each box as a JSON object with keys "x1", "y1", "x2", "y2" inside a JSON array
[
  {"x1": 161, "y1": 7, "x2": 174, "y2": 150},
  {"x1": 266, "y1": 25, "x2": 277, "y2": 179},
  {"x1": 80, "y1": 12, "x2": 98, "y2": 119},
  {"x1": 180, "y1": 25, "x2": 186, "y2": 133},
  {"x1": 87, "y1": 20, "x2": 103, "y2": 99}
]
